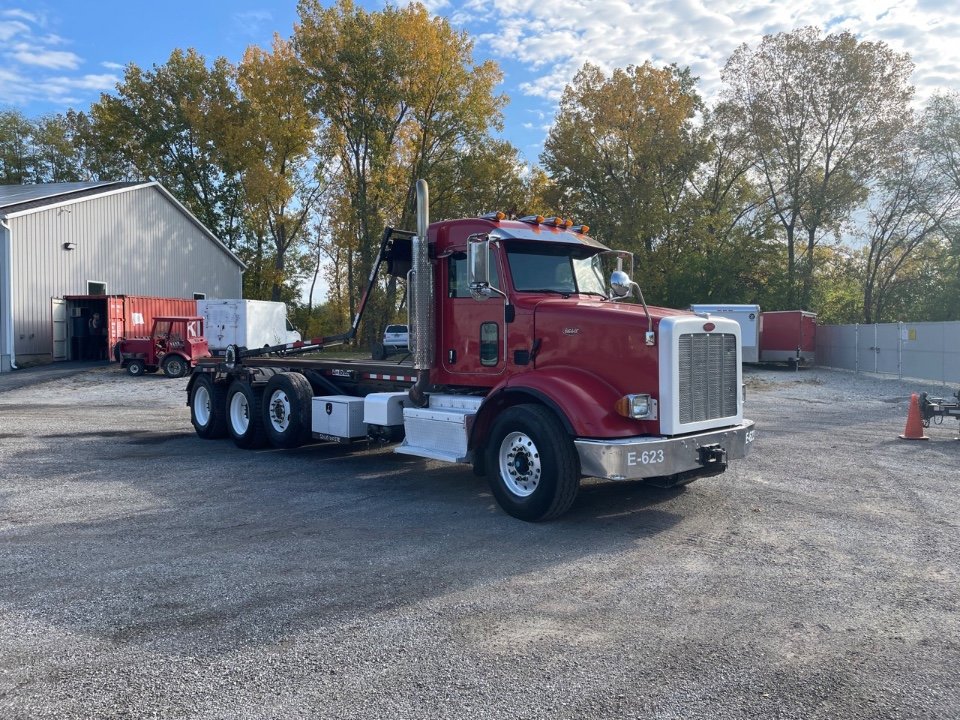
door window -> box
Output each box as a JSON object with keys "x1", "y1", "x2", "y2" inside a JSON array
[{"x1": 480, "y1": 322, "x2": 499, "y2": 366}]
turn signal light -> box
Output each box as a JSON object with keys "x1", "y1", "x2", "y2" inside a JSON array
[{"x1": 615, "y1": 393, "x2": 653, "y2": 419}]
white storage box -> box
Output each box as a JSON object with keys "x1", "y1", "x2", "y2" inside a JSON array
[
  {"x1": 363, "y1": 391, "x2": 408, "y2": 427},
  {"x1": 312, "y1": 395, "x2": 367, "y2": 442}
]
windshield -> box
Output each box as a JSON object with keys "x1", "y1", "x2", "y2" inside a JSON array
[{"x1": 505, "y1": 243, "x2": 607, "y2": 296}]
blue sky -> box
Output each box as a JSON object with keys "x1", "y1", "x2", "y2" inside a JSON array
[{"x1": 2, "y1": 0, "x2": 958, "y2": 165}]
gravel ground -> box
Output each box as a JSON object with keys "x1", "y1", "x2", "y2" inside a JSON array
[{"x1": 0, "y1": 364, "x2": 958, "y2": 719}]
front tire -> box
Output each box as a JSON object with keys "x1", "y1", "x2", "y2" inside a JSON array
[
  {"x1": 162, "y1": 354, "x2": 188, "y2": 378},
  {"x1": 126, "y1": 359, "x2": 145, "y2": 376},
  {"x1": 226, "y1": 380, "x2": 268, "y2": 449},
  {"x1": 190, "y1": 374, "x2": 228, "y2": 439},
  {"x1": 262, "y1": 372, "x2": 313, "y2": 448},
  {"x1": 485, "y1": 404, "x2": 581, "y2": 522}
]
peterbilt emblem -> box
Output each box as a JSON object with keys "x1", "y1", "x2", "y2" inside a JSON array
[
  {"x1": 562, "y1": 327, "x2": 580, "y2": 335},
  {"x1": 703, "y1": 322, "x2": 716, "y2": 332}
]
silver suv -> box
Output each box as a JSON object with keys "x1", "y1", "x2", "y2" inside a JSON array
[{"x1": 382, "y1": 324, "x2": 409, "y2": 351}]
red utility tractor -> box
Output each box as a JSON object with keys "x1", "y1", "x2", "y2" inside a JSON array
[{"x1": 116, "y1": 316, "x2": 210, "y2": 378}]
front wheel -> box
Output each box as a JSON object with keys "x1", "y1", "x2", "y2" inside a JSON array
[
  {"x1": 126, "y1": 359, "x2": 145, "y2": 377},
  {"x1": 485, "y1": 404, "x2": 581, "y2": 522},
  {"x1": 162, "y1": 354, "x2": 188, "y2": 378},
  {"x1": 226, "y1": 380, "x2": 268, "y2": 449}
]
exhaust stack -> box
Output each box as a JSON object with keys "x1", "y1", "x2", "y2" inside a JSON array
[{"x1": 408, "y1": 179, "x2": 433, "y2": 407}]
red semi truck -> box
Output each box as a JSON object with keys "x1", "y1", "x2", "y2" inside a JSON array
[{"x1": 186, "y1": 181, "x2": 755, "y2": 521}]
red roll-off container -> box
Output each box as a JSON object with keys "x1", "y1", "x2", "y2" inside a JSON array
[{"x1": 759, "y1": 310, "x2": 817, "y2": 365}]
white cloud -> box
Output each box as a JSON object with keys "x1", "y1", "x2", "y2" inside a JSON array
[
  {"x1": 10, "y1": 45, "x2": 81, "y2": 69},
  {"x1": 1, "y1": 8, "x2": 39, "y2": 23},
  {"x1": 465, "y1": 0, "x2": 960, "y2": 108},
  {"x1": 47, "y1": 73, "x2": 119, "y2": 91},
  {"x1": 0, "y1": 20, "x2": 29, "y2": 41},
  {"x1": 101, "y1": 61, "x2": 124, "y2": 71}
]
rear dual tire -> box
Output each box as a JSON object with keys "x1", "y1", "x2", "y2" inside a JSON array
[
  {"x1": 190, "y1": 375, "x2": 228, "y2": 439},
  {"x1": 227, "y1": 381, "x2": 269, "y2": 449},
  {"x1": 262, "y1": 372, "x2": 313, "y2": 449}
]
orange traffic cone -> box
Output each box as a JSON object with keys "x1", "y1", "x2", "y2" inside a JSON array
[{"x1": 899, "y1": 393, "x2": 929, "y2": 440}]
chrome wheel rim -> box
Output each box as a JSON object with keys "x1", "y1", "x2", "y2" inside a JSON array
[
  {"x1": 498, "y1": 431, "x2": 541, "y2": 498},
  {"x1": 229, "y1": 392, "x2": 250, "y2": 434},
  {"x1": 268, "y1": 389, "x2": 291, "y2": 432},
  {"x1": 194, "y1": 385, "x2": 211, "y2": 426}
]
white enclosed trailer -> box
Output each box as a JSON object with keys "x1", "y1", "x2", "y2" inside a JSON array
[
  {"x1": 198, "y1": 299, "x2": 300, "y2": 354},
  {"x1": 689, "y1": 304, "x2": 761, "y2": 363}
]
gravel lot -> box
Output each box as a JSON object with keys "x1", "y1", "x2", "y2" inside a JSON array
[{"x1": 0, "y1": 364, "x2": 958, "y2": 719}]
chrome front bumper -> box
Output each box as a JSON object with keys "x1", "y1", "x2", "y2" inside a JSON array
[{"x1": 575, "y1": 420, "x2": 756, "y2": 481}]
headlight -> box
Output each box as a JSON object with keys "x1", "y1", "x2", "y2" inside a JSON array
[{"x1": 615, "y1": 393, "x2": 656, "y2": 419}]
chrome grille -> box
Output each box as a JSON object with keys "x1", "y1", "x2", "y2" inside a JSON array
[{"x1": 678, "y1": 333, "x2": 738, "y2": 424}]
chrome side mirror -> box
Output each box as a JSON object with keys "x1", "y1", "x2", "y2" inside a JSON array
[
  {"x1": 468, "y1": 234, "x2": 492, "y2": 302},
  {"x1": 610, "y1": 269, "x2": 632, "y2": 298}
]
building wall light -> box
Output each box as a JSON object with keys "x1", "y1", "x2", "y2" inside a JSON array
[{"x1": 63, "y1": 242, "x2": 76, "y2": 250}]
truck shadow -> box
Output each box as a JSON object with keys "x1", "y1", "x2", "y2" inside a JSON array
[{"x1": 1, "y1": 430, "x2": 690, "y2": 659}]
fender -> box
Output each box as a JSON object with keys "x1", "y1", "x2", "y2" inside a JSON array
[{"x1": 471, "y1": 365, "x2": 654, "y2": 455}]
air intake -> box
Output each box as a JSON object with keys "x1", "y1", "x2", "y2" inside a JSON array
[{"x1": 678, "y1": 333, "x2": 738, "y2": 424}]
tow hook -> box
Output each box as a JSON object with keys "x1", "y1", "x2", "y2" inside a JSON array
[{"x1": 698, "y1": 444, "x2": 727, "y2": 469}]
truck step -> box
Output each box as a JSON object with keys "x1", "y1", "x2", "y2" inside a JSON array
[{"x1": 396, "y1": 405, "x2": 476, "y2": 464}]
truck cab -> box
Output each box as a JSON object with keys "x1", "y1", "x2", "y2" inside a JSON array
[{"x1": 391, "y1": 209, "x2": 754, "y2": 519}]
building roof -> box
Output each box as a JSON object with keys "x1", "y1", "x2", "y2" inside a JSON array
[
  {"x1": 0, "y1": 181, "x2": 135, "y2": 214},
  {"x1": 0, "y1": 181, "x2": 244, "y2": 269}
]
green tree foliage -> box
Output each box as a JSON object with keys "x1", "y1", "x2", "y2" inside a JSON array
[
  {"x1": 88, "y1": 49, "x2": 247, "y2": 250},
  {"x1": 858, "y1": 143, "x2": 959, "y2": 323},
  {"x1": 722, "y1": 27, "x2": 914, "y2": 309},
  {"x1": 0, "y1": 110, "x2": 33, "y2": 183},
  {"x1": 916, "y1": 92, "x2": 960, "y2": 321}
]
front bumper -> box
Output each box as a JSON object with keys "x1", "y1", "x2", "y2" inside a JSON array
[{"x1": 575, "y1": 420, "x2": 756, "y2": 481}]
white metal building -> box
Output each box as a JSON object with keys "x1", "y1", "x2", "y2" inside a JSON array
[{"x1": 0, "y1": 181, "x2": 244, "y2": 371}]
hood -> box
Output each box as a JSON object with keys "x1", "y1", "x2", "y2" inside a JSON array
[{"x1": 531, "y1": 297, "x2": 688, "y2": 393}]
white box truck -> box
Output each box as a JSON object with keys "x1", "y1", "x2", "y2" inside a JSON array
[
  {"x1": 198, "y1": 299, "x2": 301, "y2": 354},
  {"x1": 689, "y1": 304, "x2": 761, "y2": 363}
]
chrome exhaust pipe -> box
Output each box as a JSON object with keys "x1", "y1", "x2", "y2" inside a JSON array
[{"x1": 409, "y1": 179, "x2": 433, "y2": 407}]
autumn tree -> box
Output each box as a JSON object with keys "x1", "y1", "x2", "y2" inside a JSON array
[
  {"x1": 295, "y1": 0, "x2": 509, "y2": 345},
  {"x1": 722, "y1": 27, "x2": 914, "y2": 309},
  {"x1": 230, "y1": 36, "x2": 328, "y2": 302},
  {"x1": 88, "y1": 49, "x2": 247, "y2": 249},
  {"x1": 541, "y1": 61, "x2": 706, "y2": 303}
]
